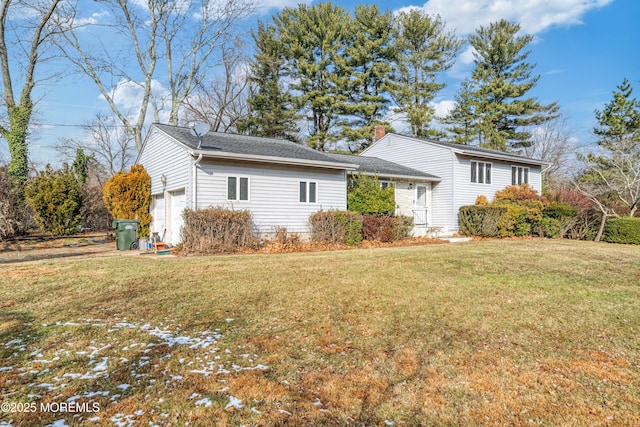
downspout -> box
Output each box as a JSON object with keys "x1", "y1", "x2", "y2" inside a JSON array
[
  {"x1": 540, "y1": 162, "x2": 552, "y2": 190},
  {"x1": 193, "y1": 153, "x2": 203, "y2": 209}
]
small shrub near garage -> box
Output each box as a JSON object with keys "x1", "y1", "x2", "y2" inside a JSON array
[
  {"x1": 103, "y1": 164, "x2": 152, "y2": 237},
  {"x1": 310, "y1": 210, "x2": 363, "y2": 246},
  {"x1": 602, "y1": 217, "x2": 640, "y2": 244},
  {"x1": 181, "y1": 207, "x2": 257, "y2": 253}
]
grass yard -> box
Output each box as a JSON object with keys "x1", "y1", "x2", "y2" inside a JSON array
[{"x1": 0, "y1": 239, "x2": 639, "y2": 426}]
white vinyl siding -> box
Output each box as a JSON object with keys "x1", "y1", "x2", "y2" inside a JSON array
[{"x1": 197, "y1": 159, "x2": 345, "y2": 233}]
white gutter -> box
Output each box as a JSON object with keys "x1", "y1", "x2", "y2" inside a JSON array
[
  {"x1": 458, "y1": 150, "x2": 549, "y2": 166},
  {"x1": 353, "y1": 171, "x2": 441, "y2": 182},
  {"x1": 189, "y1": 149, "x2": 358, "y2": 171}
]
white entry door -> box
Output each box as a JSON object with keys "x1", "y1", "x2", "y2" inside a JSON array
[
  {"x1": 414, "y1": 185, "x2": 428, "y2": 226},
  {"x1": 169, "y1": 189, "x2": 186, "y2": 245}
]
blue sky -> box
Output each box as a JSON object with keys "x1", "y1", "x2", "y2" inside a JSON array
[{"x1": 3, "y1": 0, "x2": 639, "y2": 168}]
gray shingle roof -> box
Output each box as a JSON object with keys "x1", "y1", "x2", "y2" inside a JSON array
[
  {"x1": 324, "y1": 153, "x2": 440, "y2": 181},
  {"x1": 152, "y1": 124, "x2": 354, "y2": 167},
  {"x1": 415, "y1": 137, "x2": 548, "y2": 165}
]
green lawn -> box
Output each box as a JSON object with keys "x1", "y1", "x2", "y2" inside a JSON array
[{"x1": 1, "y1": 239, "x2": 639, "y2": 426}]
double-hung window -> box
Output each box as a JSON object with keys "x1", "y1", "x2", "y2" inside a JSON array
[
  {"x1": 299, "y1": 181, "x2": 317, "y2": 203},
  {"x1": 471, "y1": 161, "x2": 492, "y2": 184},
  {"x1": 512, "y1": 166, "x2": 530, "y2": 185},
  {"x1": 227, "y1": 176, "x2": 249, "y2": 201}
]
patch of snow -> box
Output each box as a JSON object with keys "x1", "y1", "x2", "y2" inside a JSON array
[
  {"x1": 279, "y1": 409, "x2": 292, "y2": 416},
  {"x1": 117, "y1": 384, "x2": 130, "y2": 391},
  {"x1": 92, "y1": 357, "x2": 108, "y2": 371},
  {"x1": 45, "y1": 421, "x2": 69, "y2": 427},
  {"x1": 225, "y1": 396, "x2": 243, "y2": 410},
  {"x1": 194, "y1": 397, "x2": 212, "y2": 407}
]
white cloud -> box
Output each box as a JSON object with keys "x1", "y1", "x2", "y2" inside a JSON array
[
  {"x1": 73, "y1": 11, "x2": 109, "y2": 27},
  {"x1": 431, "y1": 99, "x2": 456, "y2": 118},
  {"x1": 100, "y1": 79, "x2": 171, "y2": 125},
  {"x1": 256, "y1": 0, "x2": 313, "y2": 13},
  {"x1": 405, "y1": 0, "x2": 613, "y2": 35},
  {"x1": 459, "y1": 45, "x2": 476, "y2": 65}
]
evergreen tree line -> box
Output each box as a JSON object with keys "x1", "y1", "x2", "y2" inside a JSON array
[{"x1": 238, "y1": 2, "x2": 559, "y2": 153}]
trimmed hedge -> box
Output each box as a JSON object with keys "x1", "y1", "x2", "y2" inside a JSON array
[
  {"x1": 362, "y1": 215, "x2": 413, "y2": 242},
  {"x1": 310, "y1": 210, "x2": 363, "y2": 246},
  {"x1": 181, "y1": 207, "x2": 256, "y2": 253},
  {"x1": 459, "y1": 205, "x2": 507, "y2": 237},
  {"x1": 602, "y1": 217, "x2": 640, "y2": 244}
]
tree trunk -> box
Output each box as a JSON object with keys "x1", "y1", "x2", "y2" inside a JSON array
[
  {"x1": 594, "y1": 212, "x2": 607, "y2": 242},
  {"x1": 5, "y1": 105, "x2": 32, "y2": 235}
]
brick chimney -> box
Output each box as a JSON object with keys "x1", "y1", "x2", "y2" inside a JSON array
[{"x1": 374, "y1": 124, "x2": 386, "y2": 142}]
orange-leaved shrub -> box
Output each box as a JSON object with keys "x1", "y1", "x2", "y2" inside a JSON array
[{"x1": 103, "y1": 164, "x2": 152, "y2": 236}]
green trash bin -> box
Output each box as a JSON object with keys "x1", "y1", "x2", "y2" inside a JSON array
[{"x1": 112, "y1": 219, "x2": 140, "y2": 250}]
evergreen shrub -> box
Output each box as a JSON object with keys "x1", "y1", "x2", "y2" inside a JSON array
[
  {"x1": 103, "y1": 165, "x2": 152, "y2": 236},
  {"x1": 602, "y1": 217, "x2": 640, "y2": 244},
  {"x1": 25, "y1": 165, "x2": 82, "y2": 236}
]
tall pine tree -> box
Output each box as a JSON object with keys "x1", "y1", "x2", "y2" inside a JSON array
[
  {"x1": 447, "y1": 20, "x2": 558, "y2": 151},
  {"x1": 273, "y1": 2, "x2": 349, "y2": 151},
  {"x1": 237, "y1": 22, "x2": 299, "y2": 141},
  {"x1": 390, "y1": 10, "x2": 460, "y2": 138},
  {"x1": 338, "y1": 5, "x2": 395, "y2": 151}
]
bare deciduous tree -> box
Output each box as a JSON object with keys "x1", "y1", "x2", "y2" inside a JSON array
[
  {"x1": 53, "y1": 0, "x2": 256, "y2": 150},
  {"x1": 522, "y1": 116, "x2": 576, "y2": 189},
  {"x1": 181, "y1": 42, "x2": 250, "y2": 133},
  {"x1": 56, "y1": 112, "x2": 136, "y2": 182},
  {"x1": 0, "y1": 0, "x2": 67, "y2": 232}
]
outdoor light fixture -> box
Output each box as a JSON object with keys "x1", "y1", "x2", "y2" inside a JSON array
[
  {"x1": 160, "y1": 174, "x2": 167, "y2": 187},
  {"x1": 408, "y1": 183, "x2": 414, "y2": 189}
]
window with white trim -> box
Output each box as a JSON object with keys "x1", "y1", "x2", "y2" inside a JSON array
[
  {"x1": 227, "y1": 176, "x2": 249, "y2": 201},
  {"x1": 380, "y1": 180, "x2": 394, "y2": 189},
  {"x1": 299, "y1": 181, "x2": 317, "y2": 203},
  {"x1": 471, "y1": 161, "x2": 492, "y2": 184},
  {"x1": 512, "y1": 166, "x2": 530, "y2": 185}
]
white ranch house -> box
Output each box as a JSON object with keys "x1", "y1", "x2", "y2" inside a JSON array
[{"x1": 136, "y1": 124, "x2": 547, "y2": 244}]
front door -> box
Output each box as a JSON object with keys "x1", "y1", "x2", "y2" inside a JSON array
[{"x1": 414, "y1": 185, "x2": 428, "y2": 226}]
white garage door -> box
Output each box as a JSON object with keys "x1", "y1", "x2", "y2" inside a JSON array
[
  {"x1": 170, "y1": 190, "x2": 186, "y2": 245},
  {"x1": 152, "y1": 194, "x2": 165, "y2": 236}
]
